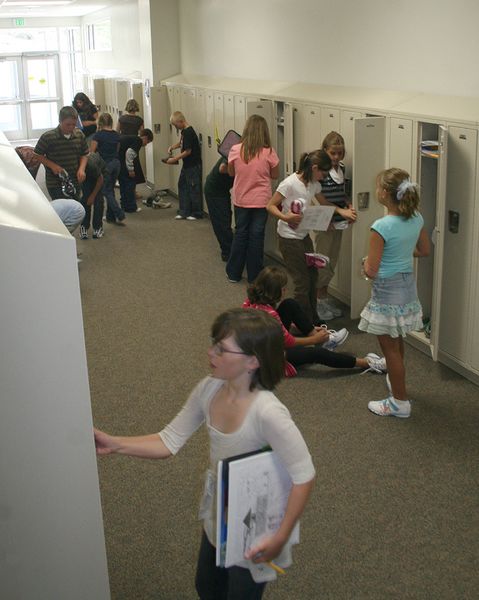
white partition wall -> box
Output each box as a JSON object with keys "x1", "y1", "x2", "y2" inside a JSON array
[{"x1": 0, "y1": 136, "x2": 110, "y2": 599}]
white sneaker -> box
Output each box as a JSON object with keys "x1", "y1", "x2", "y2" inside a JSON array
[
  {"x1": 186, "y1": 215, "x2": 197, "y2": 221},
  {"x1": 152, "y1": 198, "x2": 172, "y2": 209},
  {"x1": 362, "y1": 353, "x2": 387, "y2": 374},
  {"x1": 317, "y1": 299, "x2": 334, "y2": 321},
  {"x1": 175, "y1": 215, "x2": 185, "y2": 220},
  {"x1": 368, "y1": 397, "x2": 411, "y2": 418},
  {"x1": 322, "y1": 327, "x2": 349, "y2": 350},
  {"x1": 324, "y1": 298, "x2": 343, "y2": 318},
  {"x1": 79, "y1": 226, "x2": 88, "y2": 240}
]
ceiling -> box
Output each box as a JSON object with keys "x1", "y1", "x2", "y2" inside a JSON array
[{"x1": 0, "y1": 0, "x2": 114, "y2": 18}]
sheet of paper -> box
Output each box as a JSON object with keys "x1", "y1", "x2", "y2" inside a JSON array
[
  {"x1": 223, "y1": 451, "x2": 299, "y2": 568},
  {"x1": 296, "y1": 205, "x2": 335, "y2": 232}
]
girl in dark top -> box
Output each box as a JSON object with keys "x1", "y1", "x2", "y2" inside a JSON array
[
  {"x1": 117, "y1": 99, "x2": 144, "y2": 136},
  {"x1": 91, "y1": 113, "x2": 125, "y2": 225},
  {"x1": 72, "y1": 92, "x2": 98, "y2": 143}
]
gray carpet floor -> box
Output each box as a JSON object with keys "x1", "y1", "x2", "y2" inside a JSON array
[{"x1": 75, "y1": 189, "x2": 479, "y2": 599}]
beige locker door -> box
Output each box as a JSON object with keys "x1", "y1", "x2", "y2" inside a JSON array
[
  {"x1": 439, "y1": 127, "x2": 476, "y2": 362},
  {"x1": 350, "y1": 117, "x2": 386, "y2": 318},
  {"x1": 428, "y1": 126, "x2": 448, "y2": 360},
  {"x1": 205, "y1": 90, "x2": 217, "y2": 175},
  {"x1": 320, "y1": 107, "x2": 340, "y2": 140},
  {"x1": 283, "y1": 103, "x2": 294, "y2": 177},
  {"x1": 148, "y1": 85, "x2": 169, "y2": 190},
  {"x1": 292, "y1": 104, "x2": 306, "y2": 171},
  {"x1": 214, "y1": 92, "x2": 225, "y2": 144},
  {"x1": 93, "y1": 78, "x2": 105, "y2": 111},
  {"x1": 116, "y1": 80, "x2": 130, "y2": 116},
  {"x1": 234, "y1": 95, "x2": 246, "y2": 133},
  {"x1": 389, "y1": 118, "x2": 413, "y2": 174},
  {"x1": 224, "y1": 94, "x2": 235, "y2": 134},
  {"x1": 340, "y1": 110, "x2": 362, "y2": 177},
  {"x1": 132, "y1": 82, "x2": 144, "y2": 115},
  {"x1": 303, "y1": 105, "x2": 322, "y2": 153},
  {"x1": 196, "y1": 88, "x2": 208, "y2": 182}
]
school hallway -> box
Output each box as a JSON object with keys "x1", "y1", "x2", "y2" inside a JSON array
[{"x1": 77, "y1": 196, "x2": 479, "y2": 600}]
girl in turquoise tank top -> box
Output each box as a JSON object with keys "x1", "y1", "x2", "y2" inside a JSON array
[{"x1": 359, "y1": 168, "x2": 430, "y2": 418}]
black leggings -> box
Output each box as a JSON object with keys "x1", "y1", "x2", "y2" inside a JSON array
[
  {"x1": 277, "y1": 298, "x2": 357, "y2": 369},
  {"x1": 195, "y1": 531, "x2": 266, "y2": 600}
]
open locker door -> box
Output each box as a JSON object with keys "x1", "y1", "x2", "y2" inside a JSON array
[
  {"x1": 350, "y1": 117, "x2": 386, "y2": 318},
  {"x1": 428, "y1": 126, "x2": 448, "y2": 360},
  {"x1": 283, "y1": 102, "x2": 294, "y2": 177}
]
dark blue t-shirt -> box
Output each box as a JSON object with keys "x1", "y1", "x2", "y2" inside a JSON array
[{"x1": 92, "y1": 130, "x2": 121, "y2": 162}]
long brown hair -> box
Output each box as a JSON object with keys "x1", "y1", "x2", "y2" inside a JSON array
[
  {"x1": 240, "y1": 114, "x2": 272, "y2": 163},
  {"x1": 247, "y1": 266, "x2": 287, "y2": 307}
]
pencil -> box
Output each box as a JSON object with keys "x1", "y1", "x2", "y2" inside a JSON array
[{"x1": 267, "y1": 561, "x2": 286, "y2": 575}]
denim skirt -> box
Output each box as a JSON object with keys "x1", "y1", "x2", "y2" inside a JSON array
[{"x1": 358, "y1": 272, "x2": 423, "y2": 338}]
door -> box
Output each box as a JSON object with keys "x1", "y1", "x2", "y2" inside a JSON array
[
  {"x1": 439, "y1": 127, "x2": 476, "y2": 362},
  {"x1": 389, "y1": 118, "x2": 414, "y2": 174},
  {"x1": 246, "y1": 99, "x2": 276, "y2": 148},
  {"x1": 0, "y1": 53, "x2": 61, "y2": 141},
  {"x1": 428, "y1": 126, "x2": 448, "y2": 361},
  {"x1": 350, "y1": 117, "x2": 386, "y2": 318}
]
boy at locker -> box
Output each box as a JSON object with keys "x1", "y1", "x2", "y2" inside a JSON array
[{"x1": 166, "y1": 111, "x2": 203, "y2": 220}]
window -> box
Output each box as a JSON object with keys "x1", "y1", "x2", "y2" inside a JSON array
[{"x1": 86, "y1": 20, "x2": 112, "y2": 52}]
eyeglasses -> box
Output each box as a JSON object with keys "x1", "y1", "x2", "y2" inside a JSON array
[{"x1": 210, "y1": 339, "x2": 249, "y2": 357}]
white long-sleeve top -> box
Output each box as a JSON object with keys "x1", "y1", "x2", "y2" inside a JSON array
[{"x1": 159, "y1": 376, "x2": 316, "y2": 546}]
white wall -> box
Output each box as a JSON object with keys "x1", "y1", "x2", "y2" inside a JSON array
[
  {"x1": 82, "y1": 0, "x2": 141, "y2": 78},
  {"x1": 178, "y1": 0, "x2": 479, "y2": 98}
]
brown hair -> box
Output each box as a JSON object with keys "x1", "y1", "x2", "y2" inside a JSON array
[
  {"x1": 125, "y1": 99, "x2": 140, "y2": 113},
  {"x1": 247, "y1": 266, "x2": 288, "y2": 307},
  {"x1": 141, "y1": 128, "x2": 154, "y2": 142},
  {"x1": 211, "y1": 308, "x2": 285, "y2": 391},
  {"x1": 297, "y1": 149, "x2": 332, "y2": 183},
  {"x1": 98, "y1": 112, "x2": 113, "y2": 129},
  {"x1": 240, "y1": 114, "x2": 272, "y2": 163},
  {"x1": 322, "y1": 131, "x2": 345, "y2": 158},
  {"x1": 377, "y1": 167, "x2": 420, "y2": 219}
]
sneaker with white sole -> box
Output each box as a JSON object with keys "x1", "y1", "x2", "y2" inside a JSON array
[
  {"x1": 152, "y1": 198, "x2": 172, "y2": 209},
  {"x1": 186, "y1": 215, "x2": 197, "y2": 221},
  {"x1": 79, "y1": 226, "x2": 88, "y2": 239},
  {"x1": 317, "y1": 299, "x2": 334, "y2": 321},
  {"x1": 324, "y1": 298, "x2": 343, "y2": 318},
  {"x1": 368, "y1": 396, "x2": 411, "y2": 418},
  {"x1": 92, "y1": 227, "x2": 104, "y2": 239},
  {"x1": 175, "y1": 215, "x2": 185, "y2": 220},
  {"x1": 362, "y1": 353, "x2": 387, "y2": 374},
  {"x1": 322, "y1": 327, "x2": 349, "y2": 350}
]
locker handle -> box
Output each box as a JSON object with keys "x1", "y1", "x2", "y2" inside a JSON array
[
  {"x1": 398, "y1": 124, "x2": 405, "y2": 129},
  {"x1": 208, "y1": 135, "x2": 212, "y2": 148},
  {"x1": 329, "y1": 113, "x2": 334, "y2": 118},
  {"x1": 459, "y1": 134, "x2": 467, "y2": 140},
  {"x1": 448, "y1": 210, "x2": 460, "y2": 233}
]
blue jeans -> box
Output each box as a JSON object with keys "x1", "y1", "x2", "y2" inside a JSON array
[
  {"x1": 226, "y1": 206, "x2": 268, "y2": 283},
  {"x1": 81, "y1": 178, "x2": 104, "y2": 230},
  {"x1": 119, "y1": 171, "x2": 137, "y2": 212},
  {"x1": 50, "y1": 199, "x2": 85, "y2": 233},
  {"x1": 178, "y1": 164, "x2": 203, "y2": 218},
  {"x1": 103, "y1": 158, "x2": 124, "y2": 222}
]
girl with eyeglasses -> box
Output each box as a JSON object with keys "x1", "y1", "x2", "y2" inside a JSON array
[{"x1": 94, "y1": 308, "x2": 315, "y2": 599}]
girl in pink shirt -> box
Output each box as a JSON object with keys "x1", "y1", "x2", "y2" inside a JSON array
[{"x1": 226, "y1": 115, "x2": 280, "y2": 283}]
